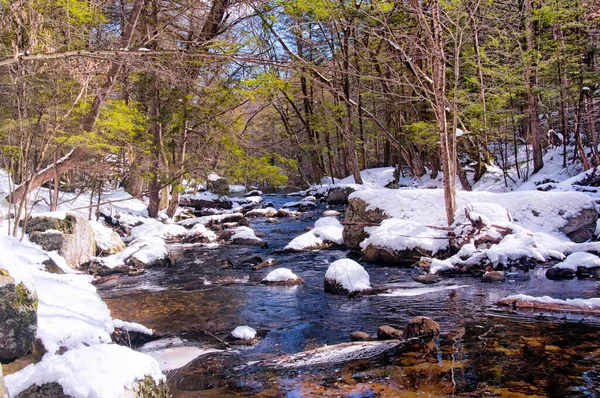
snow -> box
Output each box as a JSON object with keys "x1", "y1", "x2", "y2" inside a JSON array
[
  {"x1": 361, "y1": 219, "x2": 449, "y2": 254},
  {"x1": 5, "y1": 344, "x2": 164, "y2": 398},
  {"x1": 232, "y1": 326, "x2": 257, "y2": 340},
  {"x1": 231, "y1": 226, "x2": 261, "y2": 242},
  {"x1": 89, "y1": 220, "x2": 119, "y2": 252},
  {"x1": 503, "y1": 294, "x2": 600, "y2": 309},
  {"x1": 112, "y1": 319, "x2": 153, "y2": 335},
  {"x1": 380, "y1": 284, "x2": 470, "y2": 297},
  {"x1": 207, "y1": 172, "x2": 221, "y2": 181},
  {"x1": 181, "y1": 191, "x2": 219, "y2": 202},
  {"x1": 284, "y1": 217, "x2": 343, "y2": 251},
  {"x1": 325, "y1": 259, "x2": 371, "y2": 292},
  {"x1": 352, "y1": 188, "x2": 596, "y2": 266},
  {"x1": 263, "y1": 268, "x2": 299, "y2": 282},
  {"x1": 139, "y1": 338, "x2": 221, "y2": 371},
  {"x1": 178, "y1": 212, "x2": 244, "y2": 227},
  {"x1": 351, "y1": 189, "x2": 594, "y2": 236},
  {"x1": 336, "y1": 167, "x2": 396, "y2": 188},
  {"x1": 553, "y1": 252, "x2": 600, "y2": 271}
]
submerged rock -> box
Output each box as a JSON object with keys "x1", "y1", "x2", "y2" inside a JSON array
[
  {"x1": 403, "y1": 316, "x2": 440, "y2": 341},
  {"x1": 482, "y1": 271, "x2": 505, "y2": 283},
  {"x1": 377, "y1": 325, "x2": 403, "y2": 340},
  {"x1": 27, "y1": 212, "x2": 95, "y2": 267},
  {"x1": 413, "y1": 274, "x2": 442, "y2": 284},
  {"x1": 0, "y1": 270, "x2": 37, "y2": 362},
  {"x1": 350, "y1": 331, "x2": 371, "y2": 341}
]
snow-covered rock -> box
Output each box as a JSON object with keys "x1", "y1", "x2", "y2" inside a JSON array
[
  {"x1": 5, "y1": 344, "x2": 166, "y2": 398},
  {"x1": 90, "y1": 220, "x2": 125, "y2": 255},
  {"x1": 284, "y1": 217, "x2": 343, "y2": 251},
  {"x1": 219, "y1": 226, "x2": 266, "y2": 247},
  {"x1": 231, "y1": 326, "x2": 257, "y2": 340},
  {"x1": 261, "y1": 268, "x2": 304, "y2": 286},
  {"x1": 324, "y1": 259, "x2": 371, "y2": 295}
]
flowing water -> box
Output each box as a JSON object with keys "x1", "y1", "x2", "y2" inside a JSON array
[{"x1": 98, "y1": 196, "x2": 600, "y2": 397}]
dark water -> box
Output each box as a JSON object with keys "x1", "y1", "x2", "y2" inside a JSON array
[{"x1": 98, "y1": 196, "x2": 600, "y2": 397}]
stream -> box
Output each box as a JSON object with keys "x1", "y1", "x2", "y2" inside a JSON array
[{"x1": 97, "y1": 195, "x2": 600, "y2": 397}]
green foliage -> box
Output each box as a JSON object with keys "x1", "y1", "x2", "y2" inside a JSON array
[
  {"x1": 67, "y1": 100, "x2": 147, "y2": 152},
  {"x1": 405, "y1": 122, "x2": 438, "y2": 149},
  {"x1": 221, "y1": 136, "x2": 293, "y2": 186}
]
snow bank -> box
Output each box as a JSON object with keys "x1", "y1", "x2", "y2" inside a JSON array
[
  {"x1": 284, "y1": 217, "x2": 343, "y2": 251},
  {"x1": 0, "y1": 238, "x2": 114, "y2": 354},
  {"x1": 325, "y1": 259, "x2": 371, "y2": 292},
  {"x1": 232, "y1": 326, "x2": 257, "y2": 340},
  {"x1": 6, "y1": 344, "x2": 164, "y2": 398},
  {"x1": 351, "y1": 189, "x2": 594, "y2": 236},
  {"x1": 263, "y1": 268, "x2": 299, "y2": 282}
]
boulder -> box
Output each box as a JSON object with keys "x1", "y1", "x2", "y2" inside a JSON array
[
  {"x1": 403, "y1": 316, "x2": 440, "y2": 341},
  {"x1": 27, "y1": 213, "x2": 95, "y2": 267},
  {"x1": 362, "y1": 244, "x2": 422, "y2": 266},
  {"x1": 545, "y1": 267, "x2": 576, "y2": 280},
  {"x1": 343, "y1": 197, "x2": 389, "y2": 250},
  {"x1": 560, "y1": 208, "x2": 598, "y2": 243},
  {"x1": 481, "y1": 271, "x2": 505, "y2": 283},
  {"x1": 377, "y1": 325, "x2": 403, "y2": 340},
  {"x1": 207, "y1": 176, "x2": 229, "y2": 196},
  {"x1": 0, "y1": 270, "x2": 37, "y2": 361},
  {"x1": 327, "y1": 186, "x2": 356, "y2": 205},
  {"x1": 350, "y1": 331, "x2": 371, "y2": 341},
  {"x1": 15, "y1": 377, "x2": 169, "y2": 398}
]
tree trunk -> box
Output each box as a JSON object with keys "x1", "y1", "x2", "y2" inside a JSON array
[
  {"x1": 431, "y1": 0, "x2": 455, "y2": 225},
  {"x1": 524, "y1": 0, "x2": 543, "y2": 173}
]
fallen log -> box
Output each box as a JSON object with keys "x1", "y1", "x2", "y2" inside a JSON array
[{"x1": 497, "y1": 295, "x2": 600, "y2": 315}]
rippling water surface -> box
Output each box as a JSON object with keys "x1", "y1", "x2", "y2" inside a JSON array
[{"x1": 99, "y1": 196, "x2": 600, "y2": 397}]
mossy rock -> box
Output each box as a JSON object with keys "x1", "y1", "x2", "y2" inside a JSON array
[
  {"x1": 25, "y1": 216, "x2": 74, "y2": 235},
  {"x1": 27, "y1": 213, "x2": 95, "y2": 267},
  {"x1": 0, "y1": 274, "x2": 38, "y2": 362}
]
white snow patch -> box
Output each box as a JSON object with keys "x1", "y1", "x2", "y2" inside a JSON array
[
  {"x1": 232, "y1": 326, "x2": 257, "y2": 340},
  {"x1": 263, "y1": 268, "x2": 299, "y2": 282},
  {"x1": 553, "y1": 252, "x2": 600, "y2": 271},
  {"x1": 112, "y1": 319, "x2": 153, "y2": 335}
]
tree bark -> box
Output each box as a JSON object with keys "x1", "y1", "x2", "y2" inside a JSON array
[{"x1": 524, "y1": 0, "x2": 543, "y2": 173}]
